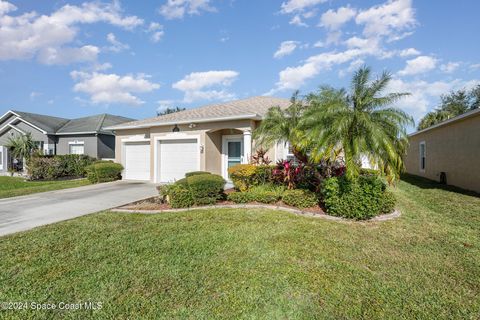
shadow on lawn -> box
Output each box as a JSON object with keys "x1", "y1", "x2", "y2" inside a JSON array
[{"x1": 400, "y1": 173, "x2": 479, "y2": 198}]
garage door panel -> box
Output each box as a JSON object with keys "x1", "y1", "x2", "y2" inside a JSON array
[
  {"x1": 125, "y1": 142, "x2": 150, "y2": 180},
  {"x1": 159, "y1": 139, "x2": 198, "y2": 182}
]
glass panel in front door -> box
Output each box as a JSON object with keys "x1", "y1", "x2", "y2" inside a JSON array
[{"x1": 227, "y1": 141, "x2": 242, "y2": 170}]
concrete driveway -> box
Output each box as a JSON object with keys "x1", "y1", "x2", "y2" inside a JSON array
[{"x1": 0, "y1": 181, "x2": 158, "y2": 237}]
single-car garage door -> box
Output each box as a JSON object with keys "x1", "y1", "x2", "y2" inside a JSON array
[
  {"x1": 159, "y1": 139, "x2": 199, "y2": 182},
  {"x1": 124, "y1": 142, "x2": 150, "y2": 180}
]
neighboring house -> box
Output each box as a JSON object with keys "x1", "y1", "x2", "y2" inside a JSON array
[
  {"x1": 405, "y1": 108, "x2": 480, "y2": 193},
  {"x1": 106, "y1": 97, "x2": 293, "y2": 182},
  {"x1": 0, "y1": 110, "x2": 134, "y2": 174}
]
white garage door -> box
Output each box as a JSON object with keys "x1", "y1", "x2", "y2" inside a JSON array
[
  {"x1": 124, "y1": 142, "x2": 150, "y2": 180},
  {"x1": 159, "y1": 139, "x2": 199, "y2": 182}
]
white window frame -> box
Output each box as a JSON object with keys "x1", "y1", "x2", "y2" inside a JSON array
[
  {"x1": 68, "y1": 140, "x2": 85, "y2": 155},
  {"x1": 419, "y1": 141, "x2": 426, "y2": 172}
]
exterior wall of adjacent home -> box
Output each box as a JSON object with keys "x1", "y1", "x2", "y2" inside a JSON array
[
  {"x1": 56, "y1": 135, "x2": 99, "y2": 158},
  {"x1": 114, "y1": 119, "x2": 291, "y2": 181},
  {"x1": 404, "y1": 114, "x2": 480, "y2": 193},
  {"x1": 13, "y1": 121, "x2": 48, "y2": 142}
]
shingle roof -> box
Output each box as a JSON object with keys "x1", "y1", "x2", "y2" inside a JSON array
[
  {"x1": 108, "y1": 96, "x2": 292, "y2": 130},
  {"x1": 12, "y1": 110, "x2": 70, "y2": 133},
  {"x1": 8, "y1": 110, "x2": 134, "y2": 135},
  {"x1": 56, "y1": 114, "x2": 135, "y2": 134}
]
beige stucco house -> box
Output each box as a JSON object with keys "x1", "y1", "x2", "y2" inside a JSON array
[
  {"x1": 107, "y1": 97, "x2": 294, "y2": 183},
  {"x1": 405, "y1": 108, "x2": 480, "y2": 193}
]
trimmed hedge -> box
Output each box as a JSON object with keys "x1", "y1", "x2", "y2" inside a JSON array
[
  {"x1": 28, "y1": 155, "x2": 95, "y2": 180},
  {"x1": 227, "y1": 184, "x2": 284, "y2": 205},
  {"x1": 185, "y1": 171, "x2": 211, "y2": 177},
  {"x1": 228, "y1": 164, "x2": 274, "y2": 191},
  {"x1": 85, "y1": 162, "x2": 124, "y2": 183},
  {"x1": 167, "y1": 184, "x2": 195, "y2": 208},
  {"x1": 187, "y1": 174, "x2": 226, "y2": 205},
  {"x1": 321, "y1": 175, "x2": 395, "y2": 220},
  {"x1": 282, "y1": 189, "x2": 318, "y2": 208},
  {"x1": 162, "y1": 173, "x2": 226, "y2": 207},
  {"x1": 227, "y1": 191, "x2": 252, "y2": 204}
]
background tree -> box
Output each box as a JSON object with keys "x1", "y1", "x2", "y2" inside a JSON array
[
  {"x1": 302, "y1": 66, "x2": 413, "y2": 183},
  {"x1": 253, "y1": 91, "x2": 309, "y2": 162},
  {"x1": 418, "y1": 85, "x2": 480, "y2": 130},
  {"x1": 156, "y1": 106, "x2": 186, "y2": 116}
]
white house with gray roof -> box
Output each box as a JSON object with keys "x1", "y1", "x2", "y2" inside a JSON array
[{"x1": 0, "y1": 110, "x2": 134, "y2": 173}]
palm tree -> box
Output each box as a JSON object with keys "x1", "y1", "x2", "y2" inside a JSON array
[
  {"x1": 6, "y1": 133, "x2": 38, "y2": 172},
  {"x1": 302, "y1": 66, "x2": 413, "y2": 183},
  {"x1": 253, "y1": 91, "x2": 309, "y2": 162},
  {"x1": 418, "y1": 109, "x2": 451, "y2": 130}
]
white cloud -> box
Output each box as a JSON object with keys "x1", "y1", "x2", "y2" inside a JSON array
[
  {"x1": 386, "y1": 78, "x2": 480, "y2": 121},
  {"x1": 106, "y1": 33, "x2": 129, "y2": 52},
  {"x1": 399, "y1": 48, "x2": 420, "y2": 57},
  {"x1": 289, "y1": 15, "x2": 308, "y2": 27},
  {"x1": 37, "y1": 45, "x2": 100, "y2": 65},
  {"x1": 0, "y1": 1, "x2": 143, "y2": 64},
  {"x1": 274, "y1": 41, "x2": 299, "y2": 59},
  {"x1": 280, "y1": 0, "x2": 326, "y2": 14},
  {"x1": 158, "y1": 0, "x2": 216, "y2": 20},
  {"x1": 0, "y1": 0, "x2": 16, "y2": 15},
  {"x1": 440, "y1": 62, "x2": 460, "y2": 74},
  {"x1": 398, "y1": 55, "x2": 438, "y2": 76},
  {"x1": 172, "y1": 70, "x2": 239, "y2": 103},
  {"x1": 71, "y1": 71, "x2": 160, "y2": 106},
  {"x1": 319, "y1": 6, "x2": 356, "y2": 30},
  {"x1": 147, "y1": 22, "x2": 164, "y2": 42},
  {"x1": 271, "y1": 49, "x2": 363, "y2": 92},
  {"x1": 471, "y1": 63, "x2": 480, "y2": 70},
  {"x1": 355, "y1": 0, "x2": 416, "y2": 42}
]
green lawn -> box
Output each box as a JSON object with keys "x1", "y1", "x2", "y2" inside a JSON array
[
  {"x1": 0, "y1": 175, "x2": 479, "y2": 319},
  {"x1": 0, "y1": 176, "x2": 90, "y2": 199}
]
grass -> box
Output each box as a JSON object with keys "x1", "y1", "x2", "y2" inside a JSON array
[
  {"x1": 0, "y1": 175, "x2": 479, "y2": 319},
  {"x1": 0, "y1": 176, "x2": 91, "y2": 199}
]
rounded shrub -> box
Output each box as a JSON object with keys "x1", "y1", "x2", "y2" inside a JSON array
[
  {"x1": 227, "y1": 191, "x2": 252, "y2": 204},
  {"x1": 186, "y1": 173, "x2": 226, "y2": 205},
  {"x1": 165, "y1": 173, "x2": 225, "y2": 207},
  {"x1": 380, "y1": 191, "x2": 396, "y2": 214},
  {"x1": 228, "y1": 164, "x2": 257, "y2": 191},
  {"x1": 185, "y1": 171, "x2": 211, "y2": 178},
  {"x1": 321, "y1": 175, "x2": 394, "y2": 220},
  {"x1": 248, "y1": 184, "x2": 283, "y2": 204},
  {"x1": 282, "y1": 189, "x2": 318, "y2": 208},
  {"x1": 168, "y1": 184, "x2": 195, "y2": 208},
  {"x1": 85, "y1": 162, "x2": 124, "y2": 183}
]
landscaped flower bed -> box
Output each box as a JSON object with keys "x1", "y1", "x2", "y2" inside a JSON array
[{"x1": 122, "y1": 161, "x2": 397, "y2": 221}]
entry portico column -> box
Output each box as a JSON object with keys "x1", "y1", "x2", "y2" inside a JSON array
[{"x1": 243, "y1": 130, "x2": 252, "y2": 164}]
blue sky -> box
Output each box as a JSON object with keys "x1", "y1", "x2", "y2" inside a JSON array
[{"x1": 0, "y1": 0, "x2": 479, "y2": 130}]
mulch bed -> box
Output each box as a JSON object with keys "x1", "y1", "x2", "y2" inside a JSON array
[{"x1": 118, "y1": 196, "x2": 326, "y2": 214}]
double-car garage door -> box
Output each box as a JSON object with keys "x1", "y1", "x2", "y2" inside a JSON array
[{"x1": 124, "y1": 139, "x2": 199, "y2": 182}]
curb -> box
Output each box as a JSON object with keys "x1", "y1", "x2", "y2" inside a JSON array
[{"x1": 111, "y1": 204, "x2": 401, "y2": 222}]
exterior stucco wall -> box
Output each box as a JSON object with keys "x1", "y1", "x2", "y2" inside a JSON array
[
  {"x1": 56, "y1": 135, "x2": 99, "y2": 158},
  {"x1": 405, "y1": 114, "x2": 480, "y2": 193},
  {"x1": 114, "y1": 119, "x2": 256, "y2": 181},
  {"x1": 14, "y1": 121, "x2": 48, "y2": 142}
]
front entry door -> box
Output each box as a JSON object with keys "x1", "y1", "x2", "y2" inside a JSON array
[{"x1": 223, "y1": 136, "x2": 243, "y2": 180}]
